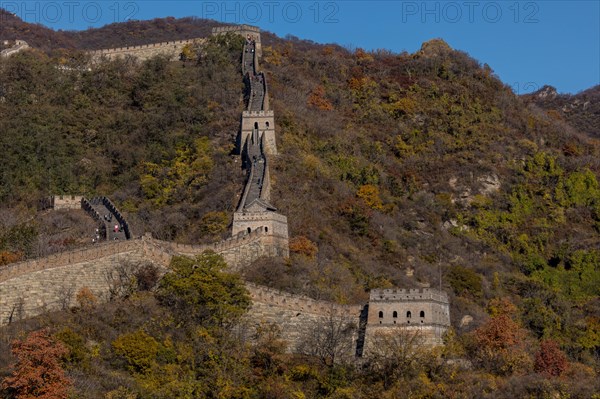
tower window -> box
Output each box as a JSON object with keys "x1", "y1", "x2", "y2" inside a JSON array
[
  {"x1": 407, "y1": 311, "x2": 412, "y2": 318},
  {"x1": 378, "y1": 311, "x2": 383, "y2": 318},
  {"x1": 420, "y1": 311, "x2": 425, "y2": 318},
  {"x1": 393, "y1": 311, "x2": 398, "y2": 318}
]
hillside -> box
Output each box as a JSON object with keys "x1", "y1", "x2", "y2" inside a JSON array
[
  {"x1": 523, "y1": 85, "x2": 600, "y2": 139},
  {"x1": 0, "y1": 14, "x2": 599, "y2": 399},
  {"x1": 0, "y1": 9, "x2": 223, "y2": 50}
]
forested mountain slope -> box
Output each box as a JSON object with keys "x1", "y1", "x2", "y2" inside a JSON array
[
  {"x1": 0, "y1": 14, "x2": 599, "y2": 398},
  {"x1": 523, "y1": 85, "x2": 600, "y2": 139}
]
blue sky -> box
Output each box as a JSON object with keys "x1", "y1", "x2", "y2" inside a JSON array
[{"x1": 3, "y1": 1, "x2": 599, "y2": 94}]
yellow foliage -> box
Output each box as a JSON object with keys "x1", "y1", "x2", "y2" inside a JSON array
[
  {"x1": 140, "y1": 137, "x2": 213, "y2": 206},
  {"x1": 354, "y1": 48, "x2": 374, "y2": 63},
  {"x1": 200, "y1": 211, "x2": 229, "y2": 237},
  {"x1": 180, "y1": 44, "x2": 197, "y2": 61},
  {"x1": 105, "y1": 387, "x2": 138, "y2": 399},
  {"x1": 263, "y1": 46, "x2": 282, "y2": 66},
  {"x1": 357, "y1": 184, "x2": 383, "y2": 210},
  {"x1": 289, "y1": 236, "x2": 318, "y2": 258},
  {"x1": 112, "y1": 330, "x2": 160, "y2": 373},
  {"x1": 76, "y1": 287, "x2": 98, "y2": 311},
  {"x1": 382, "y1": 96, "x2": 417, "y2": 118},
  {"x1": 487, "y1": 297, "x2": 517, "y2": 317}
]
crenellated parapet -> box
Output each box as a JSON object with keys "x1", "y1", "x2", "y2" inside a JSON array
[
  {"x1": 88, "y1": 38, "x2": 206, "y2": 62},
  {"x1": 369, "y1": 288, "x2": 449, "y2": 304},
  {"x1": 246, "y1": 282, "x2": 362, "y2": 316}
]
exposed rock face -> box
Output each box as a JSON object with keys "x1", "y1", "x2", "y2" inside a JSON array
[
  {"x1": 460, "y1": 315, "x2": 473, "y2": 327},
  {"x1": 417, "y1": 38, "x2": 452, "y2": 58},
  {"x1": 448, "y1": 174, "x2": 501, "y2": 205},
  {"x1": 535, "y1": 85, "x2": 558, "y2": 100},
  {"x1": 478, "y1": 174, "x2": 501, "y2": 195}
]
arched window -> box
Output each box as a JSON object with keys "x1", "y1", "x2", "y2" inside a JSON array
[
  {"x1": 266, "y1": 121, "x2": 270, "y2": 128},
  {"x1": 393, "y1": 311, "x2": 398, "y2": 318},
  {"x1": 247, "y1": 227, "x2": 251, "y2": 234},
  {"x1": 254, "y1": 122, "x2": 259, "y2": 129},
  {"x1": 265, "y1": 227, "x2": 268, "y2": 232},
  {"x1": 378, "y1": 311, "x2": 383, "y2": 318},
  {"x1": 406, "y1": 311, "x2": 412, "y2": 318},
  {"x1": 420, "y1": 311, "x2": 425, "y2": 318}
]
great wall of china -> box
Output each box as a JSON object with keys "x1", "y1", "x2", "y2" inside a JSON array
[
  {"x1": 0, "y1": 39, "x2": 29, "y2": 58},
  {"x1": 0, "y1": 25, "x2": 450, "y2": 357}
]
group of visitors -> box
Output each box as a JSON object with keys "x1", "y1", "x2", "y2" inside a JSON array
[{"x1": 91, "y1": 218, "x2": 124, "y2": 243}]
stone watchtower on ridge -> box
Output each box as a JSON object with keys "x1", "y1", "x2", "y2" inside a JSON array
[{"x1": 361, "y1": 288, "x2": 450, "y2": 355}]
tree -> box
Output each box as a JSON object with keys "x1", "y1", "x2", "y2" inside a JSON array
[
  {"x1": 298, "y1": 307, "x2": 356, "y2": 367},
  {"x1": 365, "y1": 329, "x2": 428, "y2": 388},
  {"x1": 1, "y1": 329, "x2": 72, "y2": 399},
  {"x1": 112, "y1": 330, "x2": 160, "y2": 373},
  {"x1": 471, "y1": 313, "x2": 532, "y2": 375},
  {"x1": 155, "y1": 252, "x2": 251, "y2": 327},
  {"x1": 534, "y1": 339, "x2": 568, "y2": 377}
]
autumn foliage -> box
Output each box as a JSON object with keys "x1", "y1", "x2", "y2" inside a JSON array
[
  {"x1": 307, "y1": 85, "x2": 334, "y2": 110},
  {"x1": 534, "y1": 339, "x2": 568, "y2": 377},
  {"x1": 0, "y1": 250, "x2": 24, "y2": 266},
  {"x1": 289, "y1": 236, "x2": 318, "y2": 258},
  {"x1": 1, "y1": 329, "x2": 72, "y2": 399}
]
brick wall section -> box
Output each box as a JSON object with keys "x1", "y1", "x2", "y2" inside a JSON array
[
  {"x1": 243, "y1": 283, "x2": 362, "y2": 356},
  {"x1": 0, "y1": 227, "x2": 290, "y2": 325},
  {"x1": 88, "y1": 38, "x2": 206, "y2": 62},
  {"x1": 0, "y1": 40, "x2": 29, "y2": 57}
]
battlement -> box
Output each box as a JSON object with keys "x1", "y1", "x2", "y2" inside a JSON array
[
  {"x1": 370, "y1": 288, "x2": 449, "y2": 303},
  {"x1": 242, "y1": 110, "x2": 274, "y2": 117},
  {"x1": 0, "y1": 240, "x2": 143, "y2": 284},
  {"x1": 51, "y1": 195, "x2": 83, "y2": 210},
  {"x1": 89, "y1": 38, "x2": 201, "y2": 55},
  {"x1": 246, "y1": 282, "x2": 362, "y2": 316},
  {"x1": 88, "y1": 38, "x2": 206, "y2": 62},
  {"x1": 212, "y1": 25, "x2": 261, "y2": 36},
  {"x1": 152, "y1": 226, "x2": 268, "y2": 255}
]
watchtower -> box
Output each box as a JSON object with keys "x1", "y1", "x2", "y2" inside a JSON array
[
  {"x1": 362, "y1": 288, "x2": 450, "y2": 352},
  {"x1": 212, "y1": 24, "x2": 262, "y2": 57}
]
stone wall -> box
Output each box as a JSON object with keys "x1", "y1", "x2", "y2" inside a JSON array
[
  {"x1": 52, "y1": 195, "x2": 83, "y2": 210},
  {"x1": 212, "y1": 25, "x2": 261, "y2": 57},
  {"x1": 367, "y1": 288, "x2": 450, "y2": 327},
  {"x1": 364, "y1": 288, "x2": 450, "y2": 349},
  {"x1": 240, "y1": 110, "x2": 277, "y2": 155},
  {"x1": 232, "y1": 210, "x2": 288, "y2": 241},
  {"x1": 243, "y1": 283, "x2": 362, "y2": 356},
  {"x1": 0, "y1": 228, "x2": 289, "y2": 326},
  {"x1": 0, "y1": 242, "x2": 153, "y2": 325},
  {"x1": 0, "y1": 40, "x2": 29, "y2": 58},
  {"x1": 88, "y1": 38, "x2": 206, "y2": 62}
]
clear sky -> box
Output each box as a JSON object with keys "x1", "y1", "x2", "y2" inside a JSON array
[{"x1": 3, "y1": 1, "x2": 599, "y2": 94}]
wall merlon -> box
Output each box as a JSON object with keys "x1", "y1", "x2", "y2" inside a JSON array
[
  {"x1": 212, "y1": 25, "x2": 261, "y2": 35},
  {"x1": 242, "y1": 110, "x2": 274, "y2": 117},
  {"x1": 370, "y1": 288, "x2": 449, "y2": 302}
]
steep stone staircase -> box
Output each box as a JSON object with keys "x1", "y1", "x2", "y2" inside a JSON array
[
  {"x1": 238, "y1": 39, "x2": 270, "y2": 211},
  {"x1": 82, "y1": 197, "x2": 132, "y2": 241}
]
